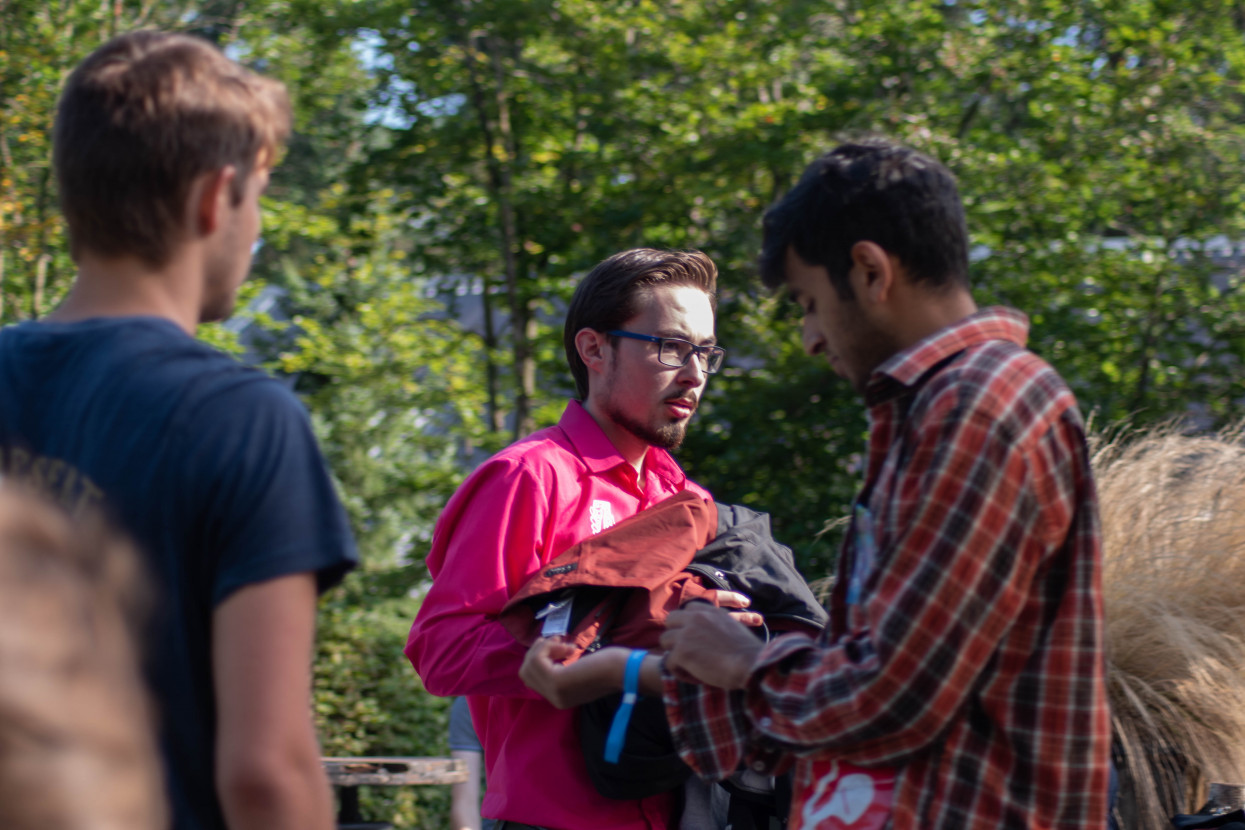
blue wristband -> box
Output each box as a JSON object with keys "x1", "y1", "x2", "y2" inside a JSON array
[{"x1": 604, "y1": 649, "x2": 647, "y2": 764}]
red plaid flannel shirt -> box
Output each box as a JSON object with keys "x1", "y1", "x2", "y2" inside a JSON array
[{"x1": 663, "y1": 307, "x2": 1109, "y2": 829}]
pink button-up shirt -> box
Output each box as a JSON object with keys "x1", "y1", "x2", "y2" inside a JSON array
[{"x1": 406, "y1": 401, "x2": 709, "y2": 830}]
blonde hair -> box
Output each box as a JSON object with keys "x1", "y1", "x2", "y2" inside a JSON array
[{"x1": 0, "y1": 485, "x2": 165, "y2": 830}]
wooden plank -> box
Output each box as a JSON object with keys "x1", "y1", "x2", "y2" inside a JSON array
[{"x1": 322, "y1": 756, "x2": 468, "y2": 786}]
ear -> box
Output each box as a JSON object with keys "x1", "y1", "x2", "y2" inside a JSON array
[
  {"x1": 574, "y1": 327, "x2": 610, "y2": 375},
  {"x1": 192, "y1": 165, "x2": 238, "y2": 235},
  {"x1": 848, "y1": 241, "x2": 896, "y2": 306}
]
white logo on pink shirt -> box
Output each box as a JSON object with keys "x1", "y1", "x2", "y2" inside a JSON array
[{"x1": 590, "y1": 500, "x2": 616, "y2": 534}]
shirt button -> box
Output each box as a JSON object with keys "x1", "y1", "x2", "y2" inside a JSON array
[
  {"x1": 752, "y1": 761, "x2": 767, "y2": 772},
  {"x1": 759, "y1": 716, "x2": 773, "y2": 728}
]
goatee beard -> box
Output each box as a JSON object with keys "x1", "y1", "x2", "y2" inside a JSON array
[
  {"x1": 645, "y1": 421, "x2": 687, "y2": 451},
  {"x1": 608, "y1": 407, "x2": 689, "y2": 451}
]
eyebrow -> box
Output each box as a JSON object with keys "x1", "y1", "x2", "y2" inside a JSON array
[{"x1": 654, "y1": 329, "x2": 717, "y2": 346}]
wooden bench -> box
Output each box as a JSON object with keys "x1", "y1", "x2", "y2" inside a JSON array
[{"x1": 323, "y1": 756, "x2": 469, "y2": 829}]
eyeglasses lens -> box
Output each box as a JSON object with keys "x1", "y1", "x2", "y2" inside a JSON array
[{"x1": 659, "y1": 340, "x2": 723, "y2": 373}]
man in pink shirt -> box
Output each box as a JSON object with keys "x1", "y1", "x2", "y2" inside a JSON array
[{"x1": 406, "y1": 248, "x2": 740, "y2": 830}]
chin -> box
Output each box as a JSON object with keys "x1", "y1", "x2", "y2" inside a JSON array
[{"x1": 653, "y1": 422, "x2": 688, "y2": 451}]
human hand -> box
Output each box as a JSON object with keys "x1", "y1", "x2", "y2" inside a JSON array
[
  {"x1": 705, "y1": 590, "x2": 764, "y2": 627},
  {"x1": 519, "y1": 639, "x2": 631, "y2": 709},
  {"x1": 659, "y1": 603, "x2": 764, "y2": 690}
]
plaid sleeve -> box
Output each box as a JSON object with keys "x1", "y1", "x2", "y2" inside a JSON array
[
  {"x1": 662, "y1": 635, "x2": 810, "y2": 779},
  {"x1": 662, "y1": 672, "x2": 752, "y2": 780},
  {"x1": 741, "y1": 405, "x2": 1054, "y2": 766}
]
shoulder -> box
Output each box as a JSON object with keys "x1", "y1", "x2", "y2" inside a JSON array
[
  {"x1": 187, "y1": 369, "x2": 306, "y2": 423},
  {"x1": 175, "y1": 376, "x2": 322, "y2": 487},
  {"x1": 442, "y1": 426, "x2": 587, "y2": 520},
  {"x1": 917, "y1": 339, "x2": 1082, "y2": 447},
  {"x1": 0, "y1": 316, "x2": 302, "y2": 434},
  {"x1": 479, "y1": 423, "x2": 583, "y2": 482}
]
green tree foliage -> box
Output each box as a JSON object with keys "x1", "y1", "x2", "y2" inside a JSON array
[
  {"x1": 312, "y1": 0, "x2": 1245, "y2": 575},
  {"x1": 932, "y1": 0, "x2": 1245, "y2": 424}
]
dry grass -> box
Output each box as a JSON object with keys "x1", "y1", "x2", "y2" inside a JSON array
[{"x1": 1095, "y1": 425, "x2": 1245, "y2": 828}]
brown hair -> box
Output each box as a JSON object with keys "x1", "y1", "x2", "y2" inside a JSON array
[
  {"x1": 53, "y1": 30, "x2": 291, "y2": 267},
  {"x1": 563, "y1": 248, "x2": 718, "y2": 400},
  {"x1": 0, "y1": 485, "x2": 165, "y2": 830}
]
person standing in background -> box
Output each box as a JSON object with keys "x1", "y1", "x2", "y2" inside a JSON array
[{"x1": 448, "y1": 696, "x2": 497, "y2": 830}]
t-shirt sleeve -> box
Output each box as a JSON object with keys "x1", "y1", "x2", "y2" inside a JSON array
[{"x1": 182, "y1": 376, "x2": 358, "y2": 606}]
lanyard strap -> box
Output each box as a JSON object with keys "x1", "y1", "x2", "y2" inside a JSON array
[{"x1": 604, "y1": 649, "x2": 647, "y2": 763}]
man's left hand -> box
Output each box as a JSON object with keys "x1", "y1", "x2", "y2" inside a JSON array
[{"x1": 519, "y1": 638, "x2": 632, "y2": 709}]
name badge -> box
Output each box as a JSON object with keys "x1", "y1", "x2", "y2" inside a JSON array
[{"x1": 536, "y1": 596, "x2": 574, "y2": 638}]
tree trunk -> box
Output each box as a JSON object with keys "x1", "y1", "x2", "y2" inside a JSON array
[
  {"x1": 487, "y1": 34, "x2": 534, "y2": 439},
  {"x1": 1132, "y1": 266, "x2": 1168, "y2": 411},
  {"x1": 480, "y1": 276, "x2": 504, "y2": 433},
  {"x1": 460, "y1": 21, "x2": 534, "y2": 439}
]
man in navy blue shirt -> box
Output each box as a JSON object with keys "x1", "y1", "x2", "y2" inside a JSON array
[{"x1": 0, "y1": 31, "x2": 357, "y2": 830}]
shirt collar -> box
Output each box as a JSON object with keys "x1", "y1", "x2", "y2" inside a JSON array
[
  {"x1": 864, "y1": 306, "x2": 1030, "y2": 406},
  {"x1": 557, "y1": 400, "x2": 689, "y2": 488}
]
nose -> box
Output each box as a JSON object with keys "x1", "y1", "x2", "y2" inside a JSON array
[
  {"x1": 801, "y1": 316, "x2": 825, "y2": 357},
  {"x1": 676, "y1": 355, "x2": 708, "y2": 388}
]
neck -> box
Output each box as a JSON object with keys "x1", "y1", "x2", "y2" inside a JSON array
[
  {"x1": 48, "y1": 249, "x2": 205, "y2": 335},
  {"x1": 890, "y1": 286, "x2": 979, "y2": 352},
  {"x1": 580, "y1": 398, "x2": 649, "y2": 473}
]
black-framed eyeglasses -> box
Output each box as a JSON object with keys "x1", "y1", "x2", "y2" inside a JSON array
[{"x1": 607, "y1": 330, "x2": 726, "y2": 374}]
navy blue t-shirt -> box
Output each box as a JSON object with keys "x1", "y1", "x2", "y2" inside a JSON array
[{"x1": 0, "y1": 316, "x2": 358, "y2": 830}]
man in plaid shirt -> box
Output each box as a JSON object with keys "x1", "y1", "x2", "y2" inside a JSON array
[
  {"x1": 656, "y1": 139, "x2": 1110, "y2": 828},
  {"x1": 522, "y1": 137, "x2": 1109, "y2": 829}
]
